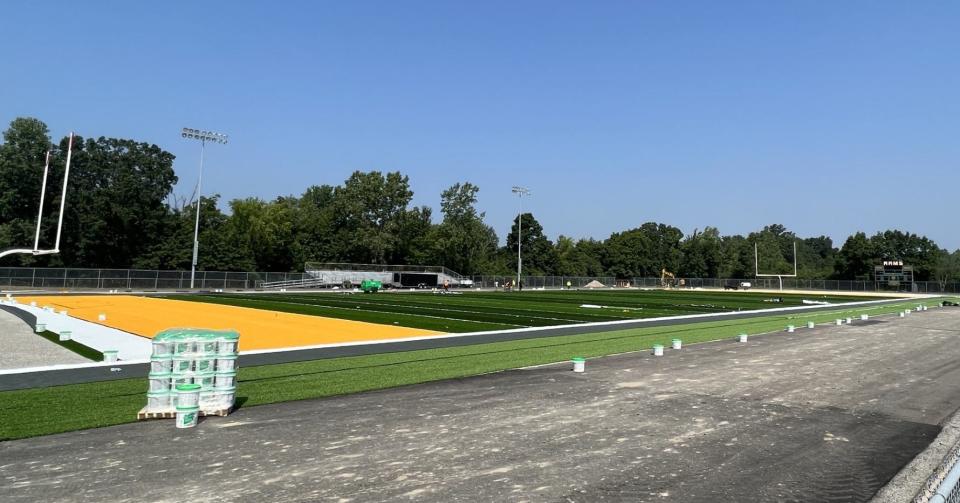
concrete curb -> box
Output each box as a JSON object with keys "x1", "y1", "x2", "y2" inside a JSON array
[{"x1": 871, "y1": 407, "x2": 960, "y2": 502}]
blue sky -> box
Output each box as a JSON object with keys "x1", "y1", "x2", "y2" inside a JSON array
[{"x1": 2, "y1": 1, "x2": 958, "y2": 249}]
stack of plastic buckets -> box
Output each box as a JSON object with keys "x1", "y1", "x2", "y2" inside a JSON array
[{"x1": 145, "y1": 329, "x2": 240, "y2": 427}]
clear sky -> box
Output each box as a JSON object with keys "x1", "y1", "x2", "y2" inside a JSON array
[{"x1": 2, "y1": 1, "x2": 957, "y2": 249}]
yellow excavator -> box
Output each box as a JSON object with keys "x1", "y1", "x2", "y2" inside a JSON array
[{"x1": 660, "y1": 268, "x2": 676, "y2": 289}]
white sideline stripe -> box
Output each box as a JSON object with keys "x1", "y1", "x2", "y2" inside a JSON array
[{"x1": 0, "y1": 296, "x2": 932, "y2": 375}]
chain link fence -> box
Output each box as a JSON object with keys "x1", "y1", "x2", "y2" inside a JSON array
[
  {"x1": 1, "y1": 267, "x2": 958, "y2": 293},
  {"x1": 0, "y1": 267, "x2": 309, "y2": 290}
]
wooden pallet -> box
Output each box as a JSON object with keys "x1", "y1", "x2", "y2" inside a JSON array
[{"x1": 137, "y1": 406, "x2": 233, "y2": 420}]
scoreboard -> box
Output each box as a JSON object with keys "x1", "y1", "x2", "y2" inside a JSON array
[{"x1": 874, "y1": 260, "x2": 914, "y2": 292}]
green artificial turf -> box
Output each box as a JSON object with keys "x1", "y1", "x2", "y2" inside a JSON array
[
  {"x1": 0, "y1": 297, "x2": 940, "y2": 441},
  {"x1": 168, "y1": 289, "x2": 893, "y2": 333}
]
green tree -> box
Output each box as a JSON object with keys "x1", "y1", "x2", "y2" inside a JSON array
[
  {"x1": 505, "y1": 212, "x2": 558, "y2": 275},
  {"x1": 332, "y1": 171, "x2": 414, "y2": 264},
  {"x1": 431, "y1": 182, "x2": 499, "y2": 274},
  {"x1": 679, "y1": 227, "x2": 722, "y2": 277}
]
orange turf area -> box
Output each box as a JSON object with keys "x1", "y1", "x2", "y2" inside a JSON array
[{"x1": 17, "y1": 295, "x2": 442, "y2": 351}]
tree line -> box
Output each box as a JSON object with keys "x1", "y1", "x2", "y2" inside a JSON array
[{"x1": 2, "y1": 117, "x2": 959, "y2": 283}]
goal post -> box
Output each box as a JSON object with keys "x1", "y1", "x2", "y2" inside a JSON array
[
  {"x1": 754, "y1": 241, "x2": 797, "y2": 291},
  {"x1": 0, "y1": 132, "x2": 74, "y2": 261}
]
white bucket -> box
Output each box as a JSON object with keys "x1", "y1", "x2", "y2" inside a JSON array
[
  {"x1": 172, "y1": 357, "x2": 194, "y2": 373},
  {"x1": 860, "y1": 314, "x2": 869, "y2": 321},
  {"x1": 58, "y1": 330, "x2": 71, "y2": 341},
  {"x1": 786, "y1": 325, "x2": 795, "y2": 333},
  {"x1": 173, "y1": 340, "x2": 197, "y2": 355},
  {"x1": 214, "y1": 386, "x2": 236, "y2": 409},
  {"x1": 653, "y1": 345, "x2": 664, "y2": 356},
  {"x1": 150, "y1": 356, "x2": 173, "y2": 373},
  {"x1": 151, "y1": 339, "x2": 174, "y2": 357},
  {"x1": 835, "y1": 319, "x2": 843, "y2": 326},
  {"x1": 199, "y1": 391, "x2": 219, "y2": 409},
  {"x1": 194, "y1": 373, "x2": 216, "y2": 390},
  {"x1": 216, "y1": 355, "x2": 238, "y2": 372},
  {"x1": 737, "y1": 334, "x2": 748, "y2": 343},
  {"x1": 845, "y1": 317, "x2": 853, "y2": 324},
  {"x1": 217, "y1": 340, "x2": 238, "y2": 355},
  {"x1": 175, "y1": 384, "x2": 201, "y2": 408},
  {"x1": 214, "y1": 371, "x2": 237, "y2": 388},
  {"x1": 198, "y1": 339, "x2": 218, "y2": 354},
  {"x1": 34, "y1": 323, "x2": 46, "y2": 333},
  {"x1": 146, "y1": 391, "x2": 172, "y2": 411},
  {"x1": 172, "y1": 376, "x2": 194, "y2": 388},
  {"x1": 672, "y1": 339, "x2": 682, "y2": 350},
  {"x1": 904, "y1": 310, "x2": 911, "y2": 316},
  {"x1": 175, "y1": 407, "x2": 199, "y2": 429},
  {"x1": 148, "y1": 373, "x2": 172, "y2": 392},
  {"x1": 572, "y1": 357, "x2": 585, "y2": 373},
  {"x1": 98, "y1": 313, "x2": 107, "y2": 321},
  {"x1": 103, "y1": 350, "x2": 119, "y2": 363},
  {"x1": 922, "y1": 305, "x2": 928, "y2": 311},
  {"x1": 806, "y1": 321, "x2": 815, "y2": 329},
  {"x1": 194, "y1": 358, "x2": 216, "y2": 373},
  {"x1": 899, "y1": 311, "x2": 905, "y2": 318}
]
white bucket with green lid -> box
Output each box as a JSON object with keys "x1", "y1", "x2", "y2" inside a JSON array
[
  {"x1": 172, "y1": 356, "x2": 194, "y2": 373},
  {"x1": 216, "y1": 355, "x2": 238, "y2": 371},
  {"x1": 214, "y1": 371, "x2": 237, "y2": 388},
  {"x1": 199, "y1": 390, "x2": 220, "y2": 409},
  {"x1": 150, "y1": 355, "x2": 173, "y2": 373},
  {"x1": 103, "y1": 350, "x2": 119, "y2": 363},
  {"x1": 571, "y1": 357, "x2": 585, "y2": 373},
  {"x1": 194, "y1": 357, "x2": 216, "y2": 373},
  {"x1": 737, "y1": 333, "x2": 748, "y2": 342},
  {"x1": 175, "y1": 383, "x2": 202, "y2": 409},
  {"x1": 58, "y1": 330, "x2": 71, "y2": 342},
  {"x1": 212, "y1": 385, "x2": 237, "y2": 409},
  {"x1": 216, "y1": 331, "x2": 240, "y2": 355},
  {"x1": 194, "y1": 372, "x2": 216, "y2": 390},
  {"x1": 671, "y1": 339, "x2": 682, "y2": 350},
  {"x1": 34, "y1": 323, "x2": 46, "y2": 333},
  {"x1": 148, "y1": 372, "x2": 172, "y2": 392},
  {"x1": 652, "y1": 344, "x2": 664, "y2": 356},
  {"x1": 806, "y1": 321, "x2": 815, "y2": 329},
  {"x1": 175, "y1": 406, "x2": 199, "y2": 428},
  {"x1": 146, "y1": 391, "x2": 172, "y2": 411}
]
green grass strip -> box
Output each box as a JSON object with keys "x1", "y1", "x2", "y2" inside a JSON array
[
  {"x1": 0, "y1": 297, "x2": 948, "y2": 441},
  {"x1": 35, "y1": 330, "x2": 103, "y2": 362}
]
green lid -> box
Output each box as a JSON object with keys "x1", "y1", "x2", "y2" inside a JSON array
[
  {"x1": 671, "y1": 338, "x2": 681, "y2": 342},
  {"x1": 653, "y1": 344, "x2": 664, "y2": 348},
  {"x1": 148, "y1": 371, "x2": 172, "y2": 378},
  {"x1": 217, "y1": 354, "x2": 238, "y2": 360},
  {"x1": 571, "y1": 357, "x2": 585, "y2": 362},
  {"x1": 175, "y1": 405, "x2": 200, "y2": 411},
  {"x1": 175, "y1": 383, "x2": 202, "y2": 392}
]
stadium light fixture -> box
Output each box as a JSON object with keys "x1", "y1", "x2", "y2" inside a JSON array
[
  {"x1": 511, "y1": 186, "x2": 531, "y2": 290},
  {"x1": 181, "y1": 127, "x2": 229, "y2": 289}
]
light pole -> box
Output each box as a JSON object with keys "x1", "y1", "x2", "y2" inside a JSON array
[
  {"x1": 511, "y1": 186, "x2": 530, "y2": 291},
  {"x1": 181, "y1": 128, "x2": 228, "y2": 289}
]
